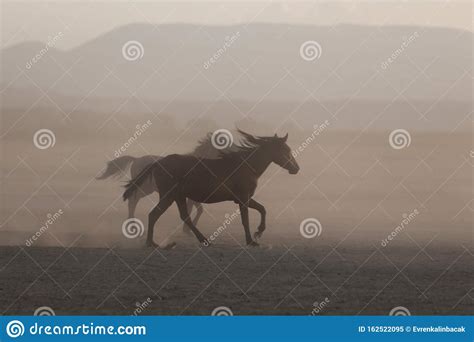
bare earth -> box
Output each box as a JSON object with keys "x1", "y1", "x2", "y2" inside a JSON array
[
  {"x1": 0, "y1": 237, "x2": 471, "y2": 315},
  {"x1": 1, "y1": 132, "x2": 472, "y2": 315}
]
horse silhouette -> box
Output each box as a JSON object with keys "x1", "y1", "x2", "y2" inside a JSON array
[
  {"x1": 123, "y1": 130, "x2": 299, "y2": 248},
  {"x1": 97, "y1": 133, "x2": 235, "y2": 233}
]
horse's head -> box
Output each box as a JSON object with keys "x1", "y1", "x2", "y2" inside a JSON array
[
  {"x1": 267, "y1": 133, "x2": 300, "y2": 174},
  {"x1": 237, "y1": 130, "x2": 300, "y2": 174}
]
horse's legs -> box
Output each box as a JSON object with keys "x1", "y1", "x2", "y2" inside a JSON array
[
  {"x1": 146, "y1": 197, "x2": 174, "y2": 247},
  {"x1": 129, "y1": 163, "x2": 153, "y2": 218},
  {"x1": 239, "y1": 202, "x2": 259, "y2": 246},
  {"x1": 176, "y1": 197, "x2": 208, "y2": 244},
  {"x1": 192, "y1": 202, "x2": 203, "y2": 226},
  {"x1": 127, "y1": 194, "x2": 140, "y2": 218},
  {"x1": 182, "y1": 199, "x2": 194, "y2": 235},
  {"x1": 248, "y1": 198, "x2": 266, "y2": 239}
]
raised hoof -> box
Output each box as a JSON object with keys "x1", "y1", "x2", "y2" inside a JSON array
[
  {"x1": 254, "y1": 232, "x2": 263, "y2": 240},
  {"x1": 247, "y1": 240, "x2": 260, "y2": 247}
]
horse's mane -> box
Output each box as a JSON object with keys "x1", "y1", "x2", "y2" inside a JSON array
[
  {"x1": 189, "y1": 132, "x2": 239, "y2": 159},
  {"x1": 189, "y1": 130, "x2": 280, "y2": 161},
  {"x1": 189, "y1": 133, "x2": 213, "y2": 157},
  {"x1": 218, "y1": 130, "x2": 279, "y2": 161}
]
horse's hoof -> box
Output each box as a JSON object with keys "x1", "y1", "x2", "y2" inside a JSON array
[
  {"x1": 200, "y1": 240, "x2": 211, "y2": 247},
  {"x1": 163, "y1": 242, "x2": 177, "y2": 250},
  {"x1": 254, "y1": 232, "x2": 262, "y2": 240},
  {"x1": 146, "y1": 241, "x2": 160, "y2": 248},
  {"x1": 247, "y1": 240, "x2": 260, "y2": 247}
]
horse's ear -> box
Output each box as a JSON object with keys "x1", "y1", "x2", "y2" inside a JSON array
[{"x1": 282, "y1": 133, "x2": 288, "y2": 142}]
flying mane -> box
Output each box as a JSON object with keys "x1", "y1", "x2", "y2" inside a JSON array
[
  {"x1": 188, "y1": 130, "x2": 282, "y2": 162},
  {"x1": 218, "y1": 129, "x2": 280, "y2": 161}
]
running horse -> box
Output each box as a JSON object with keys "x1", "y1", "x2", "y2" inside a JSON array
[
  {"x1": 123, "y1": 130, "x2": 300, "y2": 248},
  {"x1": 97, "y1": 133, "x2": 236, "y2": 233}
]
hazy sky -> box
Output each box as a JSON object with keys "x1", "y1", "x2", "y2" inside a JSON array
[{"x1": 2, "y1": 1, "x2": 472, "y2": 49}]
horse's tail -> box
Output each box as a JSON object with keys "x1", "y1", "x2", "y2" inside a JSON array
[
  {"x1": 123, "y1": 163, "x2": 156, "y2": 201},
  {"x1": 96, "y1": 156, "x2": 136, "y2": 180}
]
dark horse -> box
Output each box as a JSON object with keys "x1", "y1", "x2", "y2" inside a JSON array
[{"x1": 123, "y1": 130, "x2": 300, "y2": 248}]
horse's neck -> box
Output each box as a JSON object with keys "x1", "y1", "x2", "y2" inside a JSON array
[
  {"x1": 191, "y1": 144, "x2": 219, "y2": 159},
  {"x1": 244, "y1": 149, "x2": 272, "y2": 178}
]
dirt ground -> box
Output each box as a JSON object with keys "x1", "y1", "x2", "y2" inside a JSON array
[
  {"x1": 0, "y1": 237, "x2": 471, "y2": 315},
  {"x1": 0, "y1": 131, "x2": 472, "y2": 315}
]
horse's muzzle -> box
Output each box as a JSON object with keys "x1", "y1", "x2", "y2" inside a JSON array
[{"x1": 289, "y1": 167, "x2": 299, "y2": 174}]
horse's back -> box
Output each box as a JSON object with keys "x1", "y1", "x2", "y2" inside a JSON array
[
  {"x1": 158, "y1": 154, "x2": 202, "y2": 177},
  {"x1": 157, "y1": 154, "x2": 239, "y2": 203}
]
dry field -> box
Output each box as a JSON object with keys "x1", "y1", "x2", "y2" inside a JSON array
[{"x1": 0, "y1": 131, "x2": 472, "y2": 315}]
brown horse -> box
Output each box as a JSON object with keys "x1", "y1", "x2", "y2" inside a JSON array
[
  {"x1": 97, "y1": 133, "x2": 237, "y2": 234},
  {"x1": 123, "y1": 130, "x2": 300, "y2": 248}
]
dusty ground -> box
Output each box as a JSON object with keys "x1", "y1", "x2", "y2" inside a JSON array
[
  {"x1": 0, "y1": 131, "x2": 472, "y2": 315},
  {"x1": 0, "y1": 234, "x2": 472, "y2": 315}
]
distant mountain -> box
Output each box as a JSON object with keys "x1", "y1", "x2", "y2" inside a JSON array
[{"x1": 1, "y1": 23, "x2": 471, "y2": 105}]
